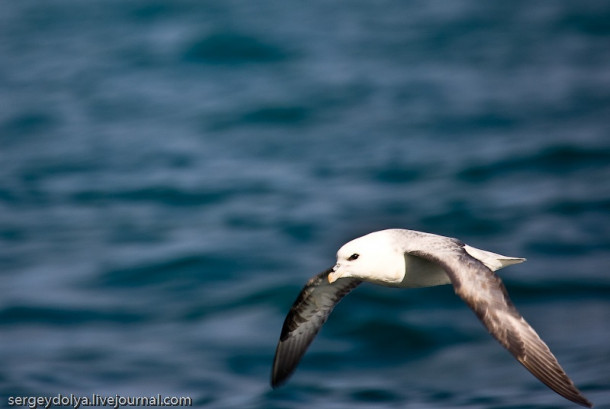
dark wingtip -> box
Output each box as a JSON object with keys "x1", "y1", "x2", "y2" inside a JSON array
[
  {"x1": 270, "y1": 363, "x2": 281, "y2": 389},
  {"x1": 270, "y1": 376, "x2": 285, "y2": 389},
  {"x1": 270, "y1": 358, "x2": 290, "y2": 389},
  {"x1": 270, "y1": 376, "x2": 281, "y2": 389},
  {"x1": 577, "y1": 395, "x2": 594, "y2": 408}
]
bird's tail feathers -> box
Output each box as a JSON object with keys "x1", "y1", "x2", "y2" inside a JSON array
[{"x1": 463, "y1": 244, "x2": 526, "y2": 272}]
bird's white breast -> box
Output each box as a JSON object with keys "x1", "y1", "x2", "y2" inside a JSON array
[{"x1": 398, "y1": 253, "x2": 452, "y2": 288}]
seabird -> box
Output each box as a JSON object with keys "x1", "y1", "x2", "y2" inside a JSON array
[{"x1": 271, "y1": 229, "x2": 593, "y2": 407}]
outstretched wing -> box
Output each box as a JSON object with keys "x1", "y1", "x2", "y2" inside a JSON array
[
  {"x1": 409, "y1": 246, "x2": 592, "y2": 408},
  {"x1": 271, "y1": 267, "x2": 361, "y2": 388}
]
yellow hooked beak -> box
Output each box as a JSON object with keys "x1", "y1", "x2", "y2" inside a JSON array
[
  {"x1": 328, "y1": 265, "x2": 342, "y2": 283},
  {"x1": 328, "y1": 272, "x2": 338, "y2": 284}
]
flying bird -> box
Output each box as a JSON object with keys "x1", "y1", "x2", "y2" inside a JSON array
[{"x1": 271, "y1": 229, "x2": 592, "y2": 407}]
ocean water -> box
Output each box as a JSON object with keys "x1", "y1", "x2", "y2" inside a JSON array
[{"x1": 1, "y1": 1, "x2": 609, "y2": 408}]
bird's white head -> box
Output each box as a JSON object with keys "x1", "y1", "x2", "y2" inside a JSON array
[{"x1": 328, "y1": 230, "x2": 405, "y2": 285}]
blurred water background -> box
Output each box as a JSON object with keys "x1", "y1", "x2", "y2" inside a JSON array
[{"x1": 1, "y1": 1, "x2": 609, "y2": 408}]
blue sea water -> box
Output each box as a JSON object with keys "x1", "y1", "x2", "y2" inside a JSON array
[{"x1": 1, "y1": 1, "x2": 609, "y2": 408}]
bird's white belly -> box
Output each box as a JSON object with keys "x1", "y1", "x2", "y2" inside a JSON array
[{"x1": 398, "y1": 253, "x2": 452, "y2": 288}]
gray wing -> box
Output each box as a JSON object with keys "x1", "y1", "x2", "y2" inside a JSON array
[
  {"x1": 271, "y1": 267, "x2": 361, "y2": 388},
  {"x1": 409, "y1": 245, "x2": 593, "y2": 408}
]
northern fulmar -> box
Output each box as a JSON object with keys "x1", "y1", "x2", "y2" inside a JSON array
[{"x1": 271, "y1": 229, "x2": 592, "y2": 408}]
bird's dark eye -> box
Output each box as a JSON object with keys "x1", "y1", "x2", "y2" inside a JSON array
[{"x1": 347, "y1": 253, "x2": 359, "y2": 261}]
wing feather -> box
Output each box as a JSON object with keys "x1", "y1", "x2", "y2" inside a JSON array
[
  {"x1": 409, "y1": 246, "x2": 592, "y2": 408},
  {"x1": 271, "y1": 268, "x2": 361, "y2": 388}
]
